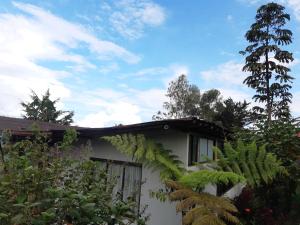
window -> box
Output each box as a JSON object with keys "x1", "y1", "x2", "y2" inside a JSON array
[
  {"x1": 188, "y1": 135, "x2": 215, "y2": 166},
  {"x1": 91, "y1": 158, "x2": 142, "y2": 211}
]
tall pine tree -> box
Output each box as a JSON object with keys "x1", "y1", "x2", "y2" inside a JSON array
[{"x1": 240, "y1": 2, "x2": 294, "y2": 126}]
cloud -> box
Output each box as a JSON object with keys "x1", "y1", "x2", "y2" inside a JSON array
[
  {"x1": 12, "y1": 1, "x2": 140, "y2": 64},
  {"x1": 200, "y1": 58, "x2": 298, "y2": 87},
  {"x1": 200, "y1": 61, "x2": 246, "y2": 86},
  {"x1": 107, "y1": 0, "x2": 166, "y2": 39},
  {"x1": 75, "y1": 88, "x2": 167, "y2": 127},
  {"x1": 77, "y1": 102, "x2": 142, "y2": 128},
  {"x1": 218, "y1": 88, "x2": 252, "y2": 102},
  {"x1": 291, "y1": 91, "x2": 300, "y2": 116},
  {"x1": 118, "y1": 64, "x2": 189, "y2": 87},
  {"x1": 0, "y1": 1, "x2": 140, "y2": 118},
  {"x1": 238, "y1": 0, "x2": 300, "y2": 22},
  {"x1": 285, "y1": 0, "x2": 300, "y2": 21}
]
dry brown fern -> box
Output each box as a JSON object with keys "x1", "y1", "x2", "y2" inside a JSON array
[{"x1": 166, "y1": 180, "x2": 240, "y2": 225}]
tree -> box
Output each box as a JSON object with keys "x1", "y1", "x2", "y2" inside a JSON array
[
  {"x1": 214, "y1": 98, "x2": 251, "y2": 131},
  {"x1": 0, "y1": 129, "x2": 147, "y2": 225},
  {"x1": 153, "y1": 74, "x2": 222, "y2": 120},
  {"x1": 153, "y1": 75, "x2": 202, "y2": 120},
  {"x1": 154, "y1": 74, "x2": 251, "y2": 131},
  {"x1": 240, "y1": 2, "x2": 294, "y2": 126},
  {"x1": 21, "y1": 89, "x2": 74, "y2": 125}
]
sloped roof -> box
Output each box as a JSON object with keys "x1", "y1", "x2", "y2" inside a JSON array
[
  {"x1": 0, "y1": 116, "x2": 74, "y2": 133},
  {"x1": 53, "y1": 117, "x2": 227, "y2": 139},
  {"x1": 0, "y1": 116, "x2": 226, "y2": 139}
]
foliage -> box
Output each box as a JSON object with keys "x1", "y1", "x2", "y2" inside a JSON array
[
  {"x1": 152, "y1": 74, "x2": 222, "y2": 121},
  {"x1": 166, "y1": 180, "x2": 240, "y2": 225},
  {"x1": 0, "y1": 129, "x2": 146, "y2": 225},
  {"x1": 179, "y1": 170, "x2": 245, "y2": 190},
  {"x1": 102, "y1": 132, "x2": 291, "y2": 225},
  {"x1": 153, "y1": 74, "x2": 252, "y2": 131},
  {"x1": 240, "y1": 2, "x2": 294, "y2": 125},
  {"x1": 21, "y1": 89, "x2": 74, "y2": 125},
  {"x1": 214, "y1": 98, "x2": 252, "y2": 131},
  {"x1": 103, "y1": 133, "x2": 242, "y2": 225},
  {"x1": 213, "y1": 140, "x2": 286, "y2": 187},
  {"x1": 102, "y1": 133, "x2": 185, "y2": 180}
]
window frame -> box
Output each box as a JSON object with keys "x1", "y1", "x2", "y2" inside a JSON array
[
  {"x1": 188, "y1": 134, "x2": 217, "y2": 166},
  {"x1": 90, "y1": 157, "x2": 142, "y2": 212}
]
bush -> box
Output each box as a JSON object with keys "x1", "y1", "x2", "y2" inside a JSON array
[{"x1": 0, "y1": 129, "x2": 147, "y2": 225}]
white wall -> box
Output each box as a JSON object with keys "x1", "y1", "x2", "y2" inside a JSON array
[{"x1": 87, "y1": 129, "x2": 188, "y2": 225}]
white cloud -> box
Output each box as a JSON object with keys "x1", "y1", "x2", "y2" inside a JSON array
[
  {"x1": 200, "y1": 61, "x2": 246, "y2": 86},
  {"x1": 118, "y1": 64, "x2": 189, "y2": 87},
  {"x1": 12, "y1": 1, "x2": 140, "y2": 64},
  {"x1": 286, "y1": 0, "x2": 300, "y2": 21},
  {"x1": 108, "y1": 0, "x2": 166, "y2": 39},
  {"x1": 238, "y1": 0, "x2": 300, "y2": 22},
  {"x1": 77, "y1": 102, "x2": 142, "y2": 128},
  {"x1": 0, "y1": 2, "x2": 140, "y2": 118},
  {"x1": 218, "y1": 88, "x2": 252, "y2": 102},
  {"x1": 291, "y1": 91, "x2": 300, "y2": 115},
  {"x1": 75, "y1": 88, "x2": 167, "y2": 127}
]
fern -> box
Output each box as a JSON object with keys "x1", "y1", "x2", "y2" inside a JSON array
[
  {"x1": 166, "y1": 180, "x2": 240, "y2": 225},
  {"x1": 102, "y1": 134, "x2": 185, "y2": 180},
  {"x1": 213, "y1": 140, "x2": 287, "y2": 187},
  {"x1": 103, "y1": 134, "x2": 244, "y2": 225},
  {"x1": 179, "y1": 170, "x2": 246, "y2": 190}
]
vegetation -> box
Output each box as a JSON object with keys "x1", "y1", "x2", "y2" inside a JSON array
[
  {"x1": 103, "y1": 133, "x2": 287, "y2": 225},
  {"x1": 0, "y1": 129, "x2": 147, "y2": 225},
  {"x1": 240, "y1": 2, "x2": 294, "y2": 125},
  {"x1": 166, "y1": 180, "x2": 240, "y2": 225},
  {"x1": 153, "y1": 74, "x2": 251, "y2": 131},
  {"x1": 21, "y1": 89, "x2": 74, "y2": 125},
  {"x1": 236, "y1": 2, "x2": 300, "y2": 224},
  {"x1": 213, "y1": 140, "x2": 286, "y2": 187}
]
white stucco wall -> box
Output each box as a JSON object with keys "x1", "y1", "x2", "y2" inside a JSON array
[{"x1": 86, "y1": 129, "x2": 188, "y2": 225}]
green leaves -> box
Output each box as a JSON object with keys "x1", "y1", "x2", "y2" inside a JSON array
[
  {"x1": 0, "y1": 131, "x2": 145, "y2": 225},
  {"x1": 21, "y1": 89, "x2": 74, "y2": 125},
  {"x1": 179, "y1": 170, "x2": 246, "y2": 190},
  {"x1": 214, "y1": 140, "x2": 286, "y2": 187},
  {"x1": 241, "y1": 2, "x2": 294, "y2": 123},
  {"x1": 102, "y1": 133, "x2": 185, "y2": 180}
]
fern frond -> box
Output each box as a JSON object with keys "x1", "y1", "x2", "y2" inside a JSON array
[
  {"x1": 102, "y1": 134, "x2": 185, "y2": 180},
  {"x1": 166, "y1": 181, "x2": 239, "y2": 225},
  {"x1": 179, "y1": 170, "x2": 245, "y2": 190},
  {"x1": 215, "y1": 140, "x2": 287, "y2": 187}
]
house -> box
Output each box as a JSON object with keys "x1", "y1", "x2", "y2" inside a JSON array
[{"x1": 0, "y1": 116, "x2": 226, "y2": 225}]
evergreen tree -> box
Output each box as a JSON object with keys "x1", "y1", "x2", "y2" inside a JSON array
[
  {"x1": 21, "y1": 89, "x2": 74, "y2": 125},
  {"x1": 240, "y1": 2, "x2": 294, "y2": 126}
]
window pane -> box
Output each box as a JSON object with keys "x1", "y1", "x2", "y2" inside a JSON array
[
  {"x1": 123, "y1": 165, "x2": 142, "y2": 212},
  {"x1": 199, "y1": 138, "x2": 207, "y2": 162},
  {"x1": 188, "y1": 135, "x2": 198, "y2": 165},
  {"x1": 108, "y1": 163, "x2": 124, "y2": 200},
  {"x1": 207, "y1": 139, "x2": 214, "y2": 159}
]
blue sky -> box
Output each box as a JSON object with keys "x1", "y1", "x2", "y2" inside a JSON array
[{"x1": 0, "y1": 0, "x2": 299, "y2": 127}]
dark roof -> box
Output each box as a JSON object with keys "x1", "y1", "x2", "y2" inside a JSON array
[
  {"x1": 54, "y1": 117, "x2": 226, "y2": 139},
  {"x1": 0, "y1": 116, "x2": 226, "y2": 139},
  {"x1": 0, "y1": 116, "x2": 75, "y2": 135}
]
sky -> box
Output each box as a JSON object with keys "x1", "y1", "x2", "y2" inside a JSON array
[{"x1": 0, "y1": 0, "x2": 299, "y2": 127}]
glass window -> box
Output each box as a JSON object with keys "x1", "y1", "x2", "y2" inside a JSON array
[
  {"x1": 91, "y1": 158, "x2": 142, "y2": 212},
  {"x1": 188, "y1": 135, "x2": 215, "y2": 165}
]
